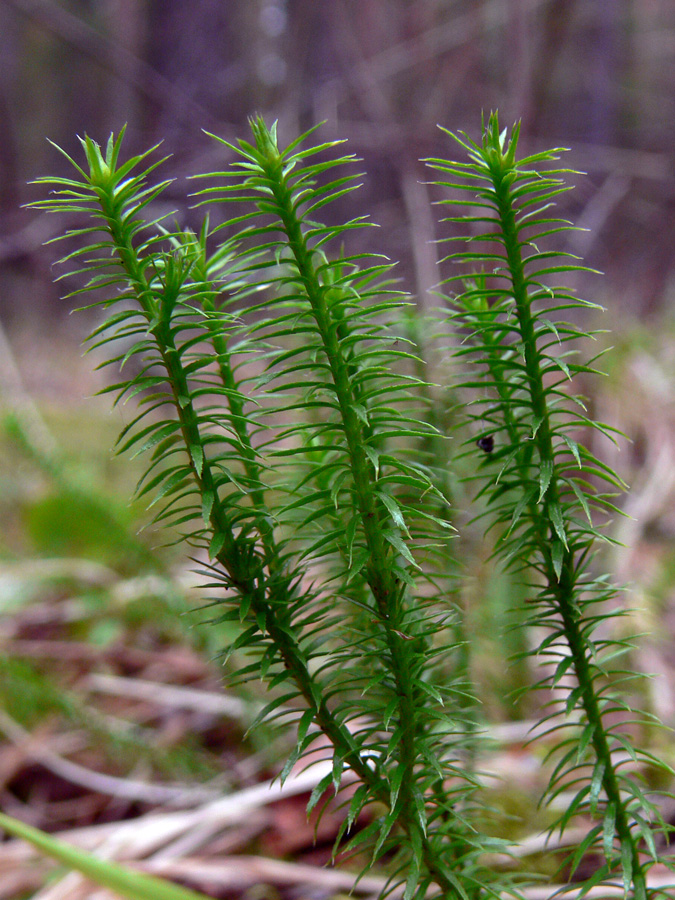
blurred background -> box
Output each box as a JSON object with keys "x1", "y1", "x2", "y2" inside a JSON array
[
  {"x1": 1, "y1": 2, "x2": 675, "y2": 897},
  {"x1": 2, "y1": 0, "x2": 674, "y2": 328}
]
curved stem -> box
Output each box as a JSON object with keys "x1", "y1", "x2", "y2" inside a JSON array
[{"x1": 100, "y1": 172, "x2": 463, "y2": 898}]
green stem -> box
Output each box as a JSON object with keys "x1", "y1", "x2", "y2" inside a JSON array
[
  {"x1": 196, "y1": 283, "x2": 278, "y2": 570},
  {"x1": 104, "y1": 212, "x2": 241, "y2": 570},
  {"x1": 254, "y1": 142, "x2": 469, "y2": 896},
  {"x1": 491, "y1": 159, "x2": 646, "y2": 894}
]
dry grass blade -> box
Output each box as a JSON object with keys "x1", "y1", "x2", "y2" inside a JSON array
[{"x1": 0, "y1": 710, "x2": 219, "y2": 807}]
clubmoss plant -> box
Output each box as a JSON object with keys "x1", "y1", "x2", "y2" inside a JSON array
[
  {"x1": 426, "y1": 115, "x2": 673, "y2": 898},
  {"x1": 28, "y1": 114, "x2": 673, "y2": 900}
]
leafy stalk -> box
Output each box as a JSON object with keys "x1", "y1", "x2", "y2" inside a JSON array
[
  {"x1": 243, "y1": 120, "x2": 431, "y2": 859},
  {"x1": 427, "y1": 114, "x2": 670, "y2": 898}
]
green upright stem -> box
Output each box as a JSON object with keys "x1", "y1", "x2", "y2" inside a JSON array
[
  {"x1": 252, "y1": 136, "x2": 470, "y2": 896},
  {"x1": 490, "y1": 157, "x2": 646, "y2": 896},
  {"x1": 196, "y1": 281, "x2": 279, "y2": 569}
]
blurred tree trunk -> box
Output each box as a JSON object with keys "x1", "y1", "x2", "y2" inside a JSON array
[
  {"x1": 588, "y1": 0, "x2": 621, "y2": 146},
  {"x1": 102, "y1": 0, "x2": 147, "y2": 135},
  {"x1": 528, "y1": 0, "x2": 579, "y2": 137},
  {"x1": 0, "y1": 6, "x2": 20, "y2": 212},
  {"x1": 505, "y1": 0, "x2": 533, "y2": 126}
]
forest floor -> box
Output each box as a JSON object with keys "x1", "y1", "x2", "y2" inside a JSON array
[{"x1": 2, "y1": 318, "x2": 675, "y2": 900}]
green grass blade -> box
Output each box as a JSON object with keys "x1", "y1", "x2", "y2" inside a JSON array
[{"x1": 0, "y1": 811, "x2": 214, "y2": 900}]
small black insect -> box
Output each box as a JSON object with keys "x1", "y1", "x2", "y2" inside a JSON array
[{"x1": 477, "y1": 435, "x2": 494, "y2": 454}]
